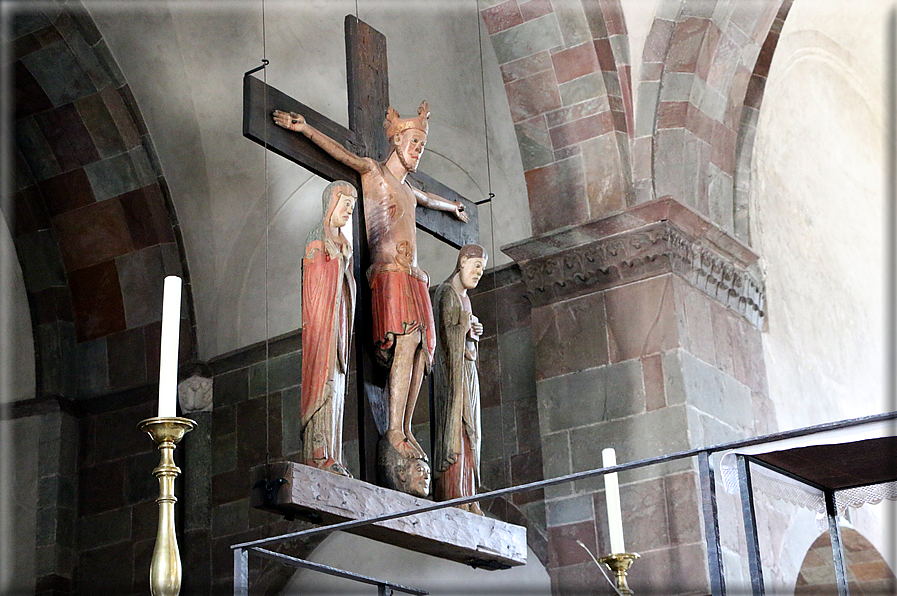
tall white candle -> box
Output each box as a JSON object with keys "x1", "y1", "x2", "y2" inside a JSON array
[
  {"x1": 602, "y1": 447, "x2": 625, "y2": 554},
  {"x1": 158, "y1": 276, "x2": 182, "y2": 418}
]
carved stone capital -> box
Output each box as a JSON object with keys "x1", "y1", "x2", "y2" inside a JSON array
[
  {"x1": 177, "y1": 374, "x2": 213, "y2": 413},
  {"x1": 502, "y1": 198, "x2": 765, "y2": 327}
]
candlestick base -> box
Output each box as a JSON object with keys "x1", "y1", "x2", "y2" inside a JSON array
[
  {"x1": 138, "y1": 416, "x2": 196, "y2": 596},
  {"x1": 598, "y1": 552, "x2": 639, "y2": 595}
]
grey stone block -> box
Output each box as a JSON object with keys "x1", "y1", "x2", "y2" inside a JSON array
[
  {"x1": 265, "y1": 351, "x2": 301, "y2": 393},
  {"x1": 559, "y1": 72, "x2": 604, "y2": 107},
  {"x1": 211, "y1": 499, "x2": 249, "y2": 538},
  {"x1": 12, "y1": 11, "x2": 51, "y2": 37},
  {"x1": 37, "y1": 321, "x2": 78, "y2": 397},
  {"x1": 92, "y1": 40, "x2": 127, "y2": 88},
  {"x1": 491, "y1": 13, "x2": 563, "y2": 65},
  {"x1": 660, "y1": 72, "x2": 695, "y2": 102},
  {"x1": 537, "y1": 361, "x2": 645, "y2": 434},
  {"x1": 211, "y1": 432, "x2": 237, "y2": 476},
  {"x1": 546, "y1": 494, "x2": 594, "y2": 527},
  {"x1": 480, "y1": 405, "x2": 504, "y2": 463},
  {"x1": 636, "y1": 81, "x2": 660, "y2": 137},
  {"x1": 514, "y1": 120, "x2": 555, "y2": 171},
  {"x1": 569, "y1": 405, "x2": 694, "y2": 487},
  {"x1": 15, "y1": 230, "x2": 66, "y2": 292},
  {"x1": 541, "y1": 430, "x2": 572, "y2": 482},
  {"x1": 79, "y1": 508, "x2": 131, "y2": 550},
  {"x1": 280, "y1": 386, "x2": 302, "y2": 456},
  {"x1": 84, "y1": 151, "x2": 144, "y2": 201},
  {"x1": 499, "y1": 327, "x2": 536, "y2": 401},
  {"x1": 76, "y1": 337, "x2": 109, "y2": 397},
  {"x1": 214, "y1": 367, "x2": 248, "y2": 407},
  {"x1": 117, "y1": 245, "x2": 166, "y2": 329},
  {"x1": 679, "y1": 350, "x2": 752, "y2": 426},
  {"x1": 21, "y1": 41, "x2": 97, "y2": 107},
  {"x1": 14, "y1": 117, "x2": 62, "y2": 181}
]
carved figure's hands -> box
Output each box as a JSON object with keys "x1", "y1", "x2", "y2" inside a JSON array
[
  {"x1": 469, "y1": 315, "x2": 483, "y2": 339},
  {"x1": 453, "y1": 201, "x2": 469, "y2": 223},
  {"x1": 273, "y1": 109, "x2": 306, "y2": 132}
]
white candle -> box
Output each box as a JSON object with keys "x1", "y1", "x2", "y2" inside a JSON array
[
  {"x1": 602, "y1": 447, "x2": 625, "y2": 554},
  {"x1": 158, "y1": 276, "x2": 182, "y2": 418}
]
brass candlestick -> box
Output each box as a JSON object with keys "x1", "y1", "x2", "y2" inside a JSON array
[
  {"x1": 138, "y1": 416, "x2": 196, "y2": 596},
  {"x1": 598, "y1": 553, "x2": 640, "y2": 595}
]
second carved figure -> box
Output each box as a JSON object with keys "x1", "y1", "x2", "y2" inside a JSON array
[{"x1": 432, "y1": 244, "x2": 488, "y2": 514}]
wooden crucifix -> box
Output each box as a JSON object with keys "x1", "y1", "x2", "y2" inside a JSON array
[{"x1": 243, "y1": 15, "x2": 479, "y2": 484}]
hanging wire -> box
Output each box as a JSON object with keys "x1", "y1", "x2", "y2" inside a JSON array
[
  {"x1": 473, "y1": 0, "x2": 507, "y2": 497},
  {"x1": 261, "y1": 0, "x2": 271, "y2": 465}
]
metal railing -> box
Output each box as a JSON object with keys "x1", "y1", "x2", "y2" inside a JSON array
[{"x1": 232, "y1": 410, "x2": 897, "y2": 595}]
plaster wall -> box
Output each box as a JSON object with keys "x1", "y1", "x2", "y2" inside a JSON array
[
  {"x1": 85, "y1": 0, "x2": 529, "y2": 359},
  {"x1": 0, "y1": 211, "x2": 36, "y2": 403},
  {"x1": 750, "y1": 0, "x2": 890, "y2": 429}
]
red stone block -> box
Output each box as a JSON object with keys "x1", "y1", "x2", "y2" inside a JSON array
[
  {"x1": 38, "y1": 167, "x2": 95, "y2": 217},
  {"x1": 657, "y1": 101, "x2": 688, "y2": 129},
  {"x1": 519, "y1": 0, "x2": 552, "y2": 22},
  {"x1": 710, "y1": 121, "x2": 736, "y2": 175},
  {"x1": 605, "y1": 275, "x2": 679, "y2": 362},
  {"x1": 666, "y1": 17, "x2": 710, "y2": 74},
  {"x1": 547, "y1": 520, "x2": 599, "y2": 568},
  {"x1": 686, "y1": 102, "x2": 715, "y2": 145},
  {"x1": 500, "y1": 49, "x2": 553, "y2": 84},
  {"x1": 100, "y1": 86, "x2": 142, "y2": 150},
  {"x1": 549, "y1": 111, "x2": 614, "y2": 149},
  {"x1": 33, "y1": 286, "x2": 74, "y2": 324},
  {"x1": 33, "y1": 104, "x2": 101, "y2": 172},
  {"x1": 551, "y1": 42, "x2": 601, "y2": 85},
  {"x1": 619, "y1": 64, "x2": 634, "y2": 134},
  {"x1": 13, "y1": 60, "x2": 54, "y2": 120},
  {"x1": 481, "y1": 0, "x2": 524, "y2": 35},
  {"x1": 525, "y1": 157, "x2": 589, "y2": 234},
  {"x1": 695, "y1": 21, "x2": 721, "y2": 82},
  {"x1": 53, "y1": 197, "x2": 134, "y2": 271},
  {"x1": 506, "y1": 69, "x2": 563, "y2": 122},
  {"x1": 12, "y1": 185, "x2": 50, "y2": 236},
  {"x1": 592, "y1": 37, "x2": 616, "y2": 72},
  {"x1": 644, "y1": 19, "x2": 675, "y2": 63},
  {"x1": 642, "y1": 354, "x2": 665, "y2": 411},
  {"x1": 68, "y1": 259, "x2": 127, "y2": 341},
  {"x1": 601, "y1": 0, "x2": 626, "y2": 37}
]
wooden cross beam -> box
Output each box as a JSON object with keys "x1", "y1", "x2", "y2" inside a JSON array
[{"x1": 242, "y1": 15, "x2": 479, "y2": 483}]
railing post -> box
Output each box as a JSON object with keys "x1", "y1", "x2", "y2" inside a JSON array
[
  {"x1": 234, "y1": 548, "x2": 249, "y2": 596},
  {"x1": 698, "y1": 451, "x2": 727, "y2": 596},
  {"x1": 737, "y1": 455, "x2": 764, "y2": 596},
  {"x1": 825, "y1": 490, "x2": 851, "y2": 596}
]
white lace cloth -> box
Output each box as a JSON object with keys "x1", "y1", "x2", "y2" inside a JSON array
[{"x1": 717, "y1": 420, "x2": 897, "y2": 528}]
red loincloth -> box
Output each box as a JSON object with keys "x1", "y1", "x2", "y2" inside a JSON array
[{"x1": 369, "y1": 268, "x2": 436, "y2": 366}]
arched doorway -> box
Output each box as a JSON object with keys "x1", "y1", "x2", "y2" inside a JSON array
[{"x1": 795, "y1": 528, "x2": 895, "y2": 594}]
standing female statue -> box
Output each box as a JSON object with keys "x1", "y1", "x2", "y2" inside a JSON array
[
  {"x1": 432, "y1": 244, "x2": 488, "y2": 513},
  {"x1": 300, "y1": 180, "x2": 358, "y2": 477}
]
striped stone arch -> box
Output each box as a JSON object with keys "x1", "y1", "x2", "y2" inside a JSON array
[
  {"x1": 481, "y1": 0, "x2": 793, "y2": 243},
  {"x1": 480, "y1": 0, "x2": 634, "y2": 235},
  {"x1": 8, "y1": 1, "x2": 194, "y2": 401}
]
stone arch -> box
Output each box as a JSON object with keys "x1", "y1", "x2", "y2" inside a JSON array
[
  {"x1": 733, "y1": 0, "x2": 795, "y2": 244},
  {"x1": 794, "y1": 528, "x2": 896, "y2": 594},
  {"x1": 479, "y1": 0, "x2": 633, "y2": 236},
  {"x1": 651, "y1": 0, "x2": 790, "y2": 236},
  {"x1": 9, "y1": 1, "x2": 194, "y2": 401}
]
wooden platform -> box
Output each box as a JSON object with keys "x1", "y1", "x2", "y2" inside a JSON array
[{"x1": 250, "y1": 462, "x2": 527, "y2": 569}]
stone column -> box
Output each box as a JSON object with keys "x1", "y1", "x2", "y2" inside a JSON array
[{"x1": 504, "y1": 197, "x2": 772, "y2": 595}]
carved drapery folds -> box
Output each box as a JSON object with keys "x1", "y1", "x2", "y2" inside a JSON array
[{"x1": 504, "y1": 198, "x2": 765, "y2": 327}]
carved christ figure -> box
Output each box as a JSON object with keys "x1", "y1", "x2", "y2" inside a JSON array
[
  {"x1": 274, "y1": 102, "x2": 468, "y2": 467},
  {"x1": 433, "y1": 244, "x2": 487, "y2": 514},
  {"x1": 300, "y1": 181, "x2": 358, "y2": 477}
]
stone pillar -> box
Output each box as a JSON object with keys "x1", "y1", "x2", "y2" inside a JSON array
[{"x1": 504, "y1": 197, "x2": 772, "y2": 595}]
